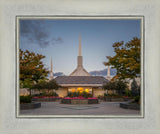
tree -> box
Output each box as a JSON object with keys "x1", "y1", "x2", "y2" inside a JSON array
[
  {"x1": 32, "y1": 79, "x2": 59, "y2": 95},
  {"x1": 103, "y1": 80, "x2": 128, "y2": 95},
  {"x1": 20, "y1": 49, "x2": 49, "y2": 83},
  {"x1": 104, "y1": 37, "x2": 140, "y2": 80},
  {"x1": 131, "y1": 78, "x2": 138, "y2": 90},
  {"x1": 33, "y1": 80, "x2": 47, "y2": 90},
  {"x1": 115, "y1": 80, "x2": 128, "y2": 95},
  {"x1": 47, "y1": 79, "x2": 59, "y2": 90},
  {"x1": 103, "y1": 81, "x2": 116, "y2": 90},
  {"x1": 20, "y1": 78, "x2": 34, "y2": 95},
  {"x1": 20, "y1": 78, "x2": 34, "y2": 89}
]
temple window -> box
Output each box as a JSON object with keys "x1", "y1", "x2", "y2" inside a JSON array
[
  {"x1": 68, "y1": 87, "x2": 92, "y2": 94},
  {"x1": 77, "y1": 87, "x2": 84, "y2": 93},
  {"x1": 85, "y1": 88, "x2": 89, "y2": 93}
]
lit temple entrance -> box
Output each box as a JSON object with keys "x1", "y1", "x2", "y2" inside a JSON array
[{"x1": 68, "y1": 87, "x2": 92, "y2": 94}]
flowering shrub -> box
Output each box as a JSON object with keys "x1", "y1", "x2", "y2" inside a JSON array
[
  {"x1": 98, "y1": 95, "x2": 104, "y2": 100},
  {"x1": 67, "y1": 91, "x2": 92, "y2": 98},
  {"x1": 49, "y1": 96, "x2": 61, "y2": 99},
  {"x1": 88, "y1": 97, "x2": 98, "y2": 100},
  {"x1": 32, "y1": 97, "x2": 38, "y2": 99},
  {"x1": 123, "y1": 96, "x2": 129, "y2": 99},
  {"x1": 63, "y1": 97, "x2": 98, "y2": 100},
  {"x1": 63, "y1": 97, "x2": 72, "y2": 99},
  {"x1": 123, "y1": 96, "x2": 132, "y2": 101}
]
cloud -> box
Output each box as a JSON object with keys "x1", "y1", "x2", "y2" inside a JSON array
[{"x1": 20, "y1": 20, "x2": 63, "y2": 48}]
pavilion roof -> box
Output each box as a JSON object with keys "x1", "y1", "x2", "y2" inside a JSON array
[{"x1": 55, "y1": 76, "x2": 108, "y2": 87}]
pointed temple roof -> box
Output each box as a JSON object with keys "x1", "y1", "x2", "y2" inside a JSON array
[{"x1": 70, "y1": 33, "x2": 91, "y2": 76}]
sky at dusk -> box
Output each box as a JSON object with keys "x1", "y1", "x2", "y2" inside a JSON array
[{"x1": 20, "y1": 19, "x2": 141, "y2": 75}]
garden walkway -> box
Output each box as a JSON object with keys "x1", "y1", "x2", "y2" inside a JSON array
[{"x1": 20, "y1": 101, "x2": 140, "y2": 116}]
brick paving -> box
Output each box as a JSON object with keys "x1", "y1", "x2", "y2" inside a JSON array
[{"x1": 20, "y1": 101, "x2": 140, "y2": 115}]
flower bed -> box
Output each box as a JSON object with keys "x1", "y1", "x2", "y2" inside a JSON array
[
  {"x1": 32, "y1": 96, "x2": 62, "y2": 102},
  {"x1": 61, "y1": 97, "x2": 99, "y2": 104},
  {"x1": 123, "y1": 96, "x2": 132, "y2": 101}
]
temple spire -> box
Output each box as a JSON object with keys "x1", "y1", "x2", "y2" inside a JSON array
[
  {"x1": 69, "y1": 33, "x2": 90, "y2": 76},
  {"x1": 107, "y1": 65, "x2": 111, "y2": 80},
  {"x1": 50, "y1": 56, "x2": 53, "y2": 80},
  {"x1": 77, "y1": 32, "x2": 82, "y2": 67},
  {"x1": 79, "y1": 32, "x2": 81, "y2": 56}
]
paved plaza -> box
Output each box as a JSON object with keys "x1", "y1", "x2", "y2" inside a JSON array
[{"x1": 20, "y1": 101, "x2": 140, "y2": 116}]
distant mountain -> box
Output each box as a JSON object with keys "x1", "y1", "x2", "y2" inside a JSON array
[
  {"x1": 47, "y1": 68, "x2": 116, "y2": 78},
  {"x1": 54, "y1": 72, "x2": 65, "y2": 76},
  {"x1": 89, "y1": 68, "x2": 117, "y2": 77}
]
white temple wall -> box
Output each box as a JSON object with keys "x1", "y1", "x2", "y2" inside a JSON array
[
  {"x1": 20, "y1": 88, "x2": 68, "y2": 97},
  {"x1": 20, "y1": 88, "x2": 30, "y2": 96},
  {"x1": 20, "y1": 88, "x2": 106, "y2": 97},
  {"x1": 93, "y1": 88, "x2": 105, "y2": 97},
  {"x1": 55, "y1": 88, "x2": 68, "y2": 97}
]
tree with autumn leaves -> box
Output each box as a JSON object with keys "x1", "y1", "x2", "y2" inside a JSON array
[
  {"x1": 104, "y1": 37, "x2": 140, "y2": 80},
  {"x1": 20, "y1": 49, "x2": 60, "y2": 96},
  {"x1": 20, "y1": 49, "x2": 49, "y2": 88},
  {"x1": 103, "y1": 37, "x2": 140, "y2": 95}
]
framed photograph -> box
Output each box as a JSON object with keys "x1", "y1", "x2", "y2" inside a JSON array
[
  {"x1": 16, "y1": 16, "x2": 143, "y2": 118},
  {"x1": 0, "y1": 0, "x2": 160, "y2": 134}
]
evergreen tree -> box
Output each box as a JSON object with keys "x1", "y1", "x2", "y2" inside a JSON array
[
  {"x1": 103, "y1": 80, "x2": 128, "y2": 95},
  {"x1": 115, "y1": 80, "x2": 128, "y2": 95},
  {"x1": 131, "y1": 79, "x2": 140, "y2": 96},
  {"x1": 131, "y1": 79, "x2": 138, "y2": 90}
]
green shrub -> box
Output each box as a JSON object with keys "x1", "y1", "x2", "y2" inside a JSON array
[
  {"x1": 67, "y1": 92, "x2": 72, "y2": 97},
  {"x1": 41, "y1": 91, "x2": 47, "y2": 96},
  {"x1": 20, "y1": 96, "x2": 32, "y2": 103},
  {"x1": 49, "y1": 91, "x2": 58, "y2": 97},
  {"x1": 98, "y1": 95, "x2": 104, "y2": 100},
  {"x1": 82, "y1": 91, "x2": 88, "y2": 98},
  {"x1": 111, "y1": 93, "x2": 117, "y2": 96},
  {"x1": 134, "y1": 96, "x2": 140, "y2": 103},
  {"x1": 125, "y1": 89, "x2": 132, "y2": 97},
  {"x1": 88, "y1": 93, "x2": 93, "y2": 97}
]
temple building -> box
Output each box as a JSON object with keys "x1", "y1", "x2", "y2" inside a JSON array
[{"x1": 51, "y1": 33, "x2": 109, "y2": 97}]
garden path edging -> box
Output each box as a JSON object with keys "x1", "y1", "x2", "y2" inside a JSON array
[
  {"x1": 120, "y1": 100, "x2": 140, "y2": 110},
  {"x1": 20, "y1": 102, "x2": 41, "y2": 110}
]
